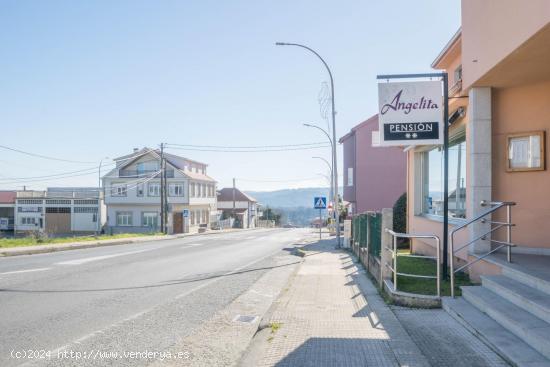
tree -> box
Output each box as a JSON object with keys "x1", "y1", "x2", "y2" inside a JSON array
[{"x1": 260, "y1": 206, "x2": 282, "y2": 225}]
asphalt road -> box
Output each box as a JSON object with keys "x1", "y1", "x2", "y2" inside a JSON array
[{"x1": 0, "y1": 228, "x2": 312, "y2": 366}]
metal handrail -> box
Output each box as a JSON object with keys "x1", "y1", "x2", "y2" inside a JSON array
[
  {"x1": 450, "y1": 201, "x2": 516, "y2": 297},
  {"x1": 385, "y1": 229, "x2": 441, "y2": 297}
]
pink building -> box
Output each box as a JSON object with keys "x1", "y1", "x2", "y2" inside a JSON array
[{"x1": 339, "y1": 114, "x2": 407, "y2": 215}]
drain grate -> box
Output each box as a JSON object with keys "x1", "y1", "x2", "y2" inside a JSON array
[{"x1": 233, "y1": 314, "x2": 258, "y2": 324}]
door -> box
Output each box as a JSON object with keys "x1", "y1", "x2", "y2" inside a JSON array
[{"x1": 173, "y1": 212, "x2": 183, "y2": 234}]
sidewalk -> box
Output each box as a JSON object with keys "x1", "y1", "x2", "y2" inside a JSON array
[{"x1": 243, "y1": 238, "x2": 431, "y2": 367}]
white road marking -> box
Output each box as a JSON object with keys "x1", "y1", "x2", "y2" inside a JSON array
[
  {"x1": 245, "y1": 236, "x2": 256, "y2": 240},
  {"x1": 55, "y1": 249, "x2": 154, "y2": 265},
  {"x1": 0, "y1": 267, "x2": 51, "y2": 275},
  {"x1": 182, "y1": 243, "x2": 203, "y2": 248}
]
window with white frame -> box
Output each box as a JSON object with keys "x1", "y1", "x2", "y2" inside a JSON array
[
  {"x1": 202, "y1": 184, "x2": 206, "y2": 197},
  {"x1": 347, "y1": 167, "x2": 354, "y2": 187},
  {"x1": 137, "y1": 183, "x2": 144, "y2": 197},
  {"x1": 169, "y1": 183, "x2": 184, "y2": 197},
  {"x1": 148, "y1": 183, "x2": 160, "y2": 196},
  {"x1": 111, "y1": 183, "x2": 127, "y2": 196},
  {"x1": 116, "y1": 211, "x2": 133, "y2": 226},
  {"x1": 21, "y1": 217, "x2": 36, "y2": 225},
  {"x1": 190, "y1": 183, "x2": 195, "y2": 197},
  {"x1": 420, "y1": 135, "x2": 466, "y2": 219},
  {"x1": 142, "y1": 212, "x2": 158, "y2": 228}
]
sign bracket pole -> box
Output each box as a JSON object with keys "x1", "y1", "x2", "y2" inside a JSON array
[{"x1": 376, "y1": 72, "x2": 449, "y2": 279}]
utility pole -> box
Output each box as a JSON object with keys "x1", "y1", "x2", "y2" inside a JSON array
[
  {"x1": 232, "y1": 178, "x2": 236, "y2": 226},
  {"x1": 163, "y1": 148, "x2": 169, "y2": 234},
  {"x1": 160, "y1": 143, "x2": 164, "y2": 233}
]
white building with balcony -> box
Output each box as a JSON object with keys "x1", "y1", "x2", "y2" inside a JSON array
[{"x1": 102, "y1": 148, "x2": 217, "y2": 234}]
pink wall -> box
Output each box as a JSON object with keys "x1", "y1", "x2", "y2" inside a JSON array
[{"x1": 341, "y1": 115, "x2": 407, "y2": 214}]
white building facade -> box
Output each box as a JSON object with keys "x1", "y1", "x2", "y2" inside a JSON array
[
  {"x1": 14, "y1": 188, "x2": 104, "y2": 234},
  {"x1": 217, "y1": 188, "x2": 258, "y2": 229},
  {"x1": 102, "y1": 148, "x2": 217, "y2": 234}
]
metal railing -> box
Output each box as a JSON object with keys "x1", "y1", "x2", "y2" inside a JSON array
[
  {"x1": 384, "y1": 229, "x2": 442, "y2": 297},
  {"x1": 450, "y1": 201, "x2": 516, "y2": 297}
]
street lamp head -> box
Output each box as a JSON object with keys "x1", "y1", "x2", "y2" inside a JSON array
[{"x1": 275, "y1": 42, "x2": 287, "y2": 46}]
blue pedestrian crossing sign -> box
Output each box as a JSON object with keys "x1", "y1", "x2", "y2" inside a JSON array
[{"x1": 314, "y1": 197, "x2": 327, "y2": 209}]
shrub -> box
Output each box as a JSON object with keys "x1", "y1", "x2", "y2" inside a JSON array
[{"x1": 393, "y1": 193, "x2": 408, "y2": 249}]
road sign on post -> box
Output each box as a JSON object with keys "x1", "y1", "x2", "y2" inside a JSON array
[
  {"x1": 314, "y1": 197, "x2": 327, "y2": 209},
  {"x1": 314, "y1": 197, "x2": 327, "y2": 240}
]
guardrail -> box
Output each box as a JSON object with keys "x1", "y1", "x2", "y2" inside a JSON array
[
  {"x1": 450, "y1": 201, "x2": 516, "y2": 297},
  {"x1": 384, "y1": 229, "x2": 442, "y2": 297}
]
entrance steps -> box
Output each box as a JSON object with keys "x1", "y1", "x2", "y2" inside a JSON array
[{"x1": 443, "y1": 254, "x2": 550, "y2": 366}]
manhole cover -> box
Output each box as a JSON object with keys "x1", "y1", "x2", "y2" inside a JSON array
[{"x1": 233, "y1": 315, "x2": 258, "y2": 324}]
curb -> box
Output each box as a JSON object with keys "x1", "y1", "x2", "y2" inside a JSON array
[{"x1": 0, "y1": 227, "x2": 264, "y2": 257}]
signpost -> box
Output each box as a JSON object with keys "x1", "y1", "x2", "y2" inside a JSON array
[
  {"x1": 314, "y1": 196, "x2": 327, "y2": 240},
  {"x1": 377, "y1": 73, "x2": 450, "y2": 278}
]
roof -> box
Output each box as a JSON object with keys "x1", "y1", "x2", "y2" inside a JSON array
[
  {"x1": 338, "y1": 114, "x2": 378, "y2": 143},
  {"x1": 114, "y1": 148, "x2": 208, "y2": 169},
  {"x1": 110, "y1": 148, "x2": 215, "y2": 182},
  {"x1": 431, "y1": 28, "x2": 462, "y2": 69},
  {"x1": 217, "y1": 188, "x2": 257, "y2": 203},
  {"x1": 0, "y1": 191, "x2": 16, "y2": 204}
]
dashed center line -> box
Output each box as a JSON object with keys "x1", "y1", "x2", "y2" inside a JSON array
[{"x1": 182, "y1": 243, "x2": 203, "y2": 248}]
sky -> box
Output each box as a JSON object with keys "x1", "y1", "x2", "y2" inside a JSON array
[{"x1": 0, "y1": 0, "x2": 461, "y2": 192}]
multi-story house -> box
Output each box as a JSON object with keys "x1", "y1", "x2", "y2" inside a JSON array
[
  {"x1": 217, "y1": 187, "x2": 258, "y2": 228},
  {"x1": 14, "y1": 187, "x2": 104, "y2": 235},
  {"x1": 102, "y1": 148, "x2": 217, "y2": 234},
  {"x1": 339, "y1": 114, "x2": 407, "y2": 215}
]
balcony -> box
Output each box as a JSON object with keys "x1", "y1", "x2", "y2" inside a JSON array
[{"x1": 119, "y1": 170, "x2": 174, "y2": 178}]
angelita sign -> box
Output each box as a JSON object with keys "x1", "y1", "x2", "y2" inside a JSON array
[{"x1": 378, "y1": 81, "x2": 443, "y2": 146}]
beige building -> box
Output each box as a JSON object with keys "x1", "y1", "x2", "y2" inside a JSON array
[{"x1": 102, "y1": 148, "x2": 217, "y2": 234}]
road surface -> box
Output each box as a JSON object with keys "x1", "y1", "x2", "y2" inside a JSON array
[{"x1": 0, "y1": 228, "x2": 311, "y2": 366}]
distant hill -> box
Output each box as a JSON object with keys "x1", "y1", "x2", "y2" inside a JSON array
[
  {"x1": 244, "y1": 187, "x2": 344, "y2": 226},
  {"x1": 245, "y1": 187, "x2": 333, "y2": 208}
]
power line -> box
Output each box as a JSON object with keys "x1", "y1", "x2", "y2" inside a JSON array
[
  {"x1": 0, "y1": 144, "x2": 97, "y2": 164},
  {"x1": 165, "y1": 141, "x2": 329, "y2": 149},
  {"x1": 165, "y1": 145, "x2": 331, "y2": 153}
]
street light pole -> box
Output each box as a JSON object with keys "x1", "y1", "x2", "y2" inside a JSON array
[
  {"x1": 312, "y1": 156, "x2": 333, "y2": 207},
  {"x1": 277, "y1": 42, "x2": 340, "y2": 246},
  {"x1": 306, "y1": 123, "x2": 334, "y2": 218}
]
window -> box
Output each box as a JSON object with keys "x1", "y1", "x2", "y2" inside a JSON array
[
  {"x1": 46, "y1": 207, "x2": 71, "y2": 213},
  {"x1": 202, "y1": 184, "x2": 206, "y2": 197},
  {"x1": 111, "y1": 183, "x2": 127, "y2": 196},
  {"x1": 190, "y1": 183, "x2": 195, "y2": 197},
  {"x1": 190, "y1": 210, "x2": 195, "y2": 225},
  {"x1": 169, "y1": 183, "x2": 184, "y2": 197},
  {"x1": 116, "y1": 212, "x2": 133, "y2": 226},
  {"x1": 420, "y1": 136, "x2": 466, "y2": 219},
  {"x1": 46, "y1": 199, "x2": 71, "y2": 204},
  {"x1": 137, "y1": 183, "x2": 144, "y2": 197},
  {"x1": 454, "y1": 65, "x2": 463, "y2": 83},
  {"x1": 21, "y1": 217, "x2": 36, "y2": 225},
  {"x1": 148, "y1": 183, "x2": 160, "y2": 196},
  {"x1": 142, "y1": 212, "x2": 158, "y2": 228},
  {"x1": 74, "y1": 207, "x2": 98, "y2": 213},
  {"x1": 347, "y1": 167, "x2": 354, "y2": 187},
  {"x1": 18, "y1": 199, "x2": 43, "y2": 205},
  {"x1": 74, "y1": 199, "x2": 98, "y2": 205}
]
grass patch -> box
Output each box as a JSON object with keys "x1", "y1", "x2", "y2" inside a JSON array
[
  {"x1": 395, "y1": 249, "x2": 472, "y2": 296},
  {"x1": 0, "y1": 232, "x2": 164, "y2": 248},
  {"x1": 269, "y1": 322, "x2": 282, "y2": 334}
]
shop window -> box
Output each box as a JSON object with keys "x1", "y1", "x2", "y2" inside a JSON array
[{"x1": 420, "y1": 136, "x2": 466, "y2": 219}]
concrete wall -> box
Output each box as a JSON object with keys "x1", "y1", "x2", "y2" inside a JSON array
[
  {"x1": 492, "y1": 79, "x2": 550, "y2": 249},
  {"x1": 461, "y1": 0, "x2": 550, "y2": 89}
]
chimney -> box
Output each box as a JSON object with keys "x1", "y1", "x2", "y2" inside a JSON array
[{"x1": 133, "y1": 148, "x2": 139, "y2": 153}]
